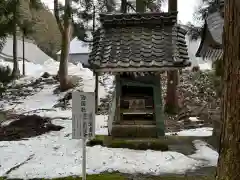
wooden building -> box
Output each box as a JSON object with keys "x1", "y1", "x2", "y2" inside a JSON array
[
  {"x1": 89, "y1": 12, "x2": 190, "y2": 138},
  {"x1": 196, "y1": 0, "x2": 224, "y2": 61}
]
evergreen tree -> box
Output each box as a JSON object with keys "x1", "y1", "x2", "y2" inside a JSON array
[{"x1": 0, "y1": 0, "x2": 43, "y2": 78}]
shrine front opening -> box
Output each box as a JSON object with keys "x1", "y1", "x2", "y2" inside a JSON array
[{"x1": 120, "y1": 85, "x2": 155, "y2": 123}]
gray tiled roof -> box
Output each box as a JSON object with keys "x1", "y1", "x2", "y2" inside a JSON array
[
  {"x1": 206, "y1": 11, "x2": 223, "y2": 45},
  {"x1": 197, "y1": 45, "x2": 223, "y2": 61},
  {"x1": 89, "y1": 12, "x2": 190, "y2": 71},
  {"x1": 196, "y1": 1, "x2": 224, "y2": 60}
]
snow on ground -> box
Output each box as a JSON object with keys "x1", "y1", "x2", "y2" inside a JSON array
[
  {"x1": 189, "y1": 140, "x2": 218, "y2": 167},
  {"x1": 189, "y1": 117, "x2": 200, "y2": 122},
  {"x1": 0, "y1": 59, "x2": 218, "y2": 178},
  {"x1": 199, "y1": 62, "x2": 212, "y2": 70},
  {"x1": 166, "y1": 127, "x2": 213, "y2": 137},
  {"x1": 0, "y1": 59, "x2": 112, "y2": 114},
  {"x1": 1, "y1": 83, "x2": 72, "y2": 118},
  {"x1": 0, "y1": 59, "x2": 110, "y2": 102},
  {"x1": 0, "y1": 117, "x2": 218, "y2": 179}
]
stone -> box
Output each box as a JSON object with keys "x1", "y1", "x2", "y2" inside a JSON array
[{"x1": 41, "y1": 72, "x2": 51, "y2": 78}]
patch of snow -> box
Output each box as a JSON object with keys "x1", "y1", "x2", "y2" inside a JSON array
[
  {"x1": 0, "y1": 59, "x2": 92, "y2": 77},
  {"x1": 190, "y1": 140, "x2": 218, "y2": 166},
  {"x1": 95, "y1": 115, "x2": 108, "y2": 135},
  {"x1": 16, "y1": 85, "x2": 58, "y2": 112},
  {"x1": 1, "y1": 37, "x2": 51, "y2": 65},
  {"x1": 166, "y1": 127, "x2": 213, "y2": 137},
  {"x1": 0, "y1": 118, "x2": 217, "y2": 179},
  {"x1": 0, "y1": 120, "x2": 15, "y2": 127},
  {"x1": 0, "y1": 58, "x2": 112, "y2": 106},
  {"x1": 199, "y1": 62, "x2": 212, "y2": 70},
  {"x1": 189, "y1": 117, "x2": 200, "y2": 122},
  {"x1": 0, "y1": 58, "x2": 218, "y2": 179}
]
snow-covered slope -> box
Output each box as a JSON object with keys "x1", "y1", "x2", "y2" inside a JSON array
[
  {"x1": 1, "y1": 37, "x2": 52, "y2": 65},
  {"x1": 0, "y1": 58, "x2": 108, "y2": 100}
]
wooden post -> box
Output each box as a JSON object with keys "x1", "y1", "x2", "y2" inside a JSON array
[
  {"x1": 115, "y1": 74, "x2": 121, "y2": 123},
  {"x1": 168, "y1": 0, "x2": 177, "y2": 12},
  {"x1": 94, "y1": 72, "x2": 98, "y2": 114},
  {"x1": 121, "y1": 0, "x2": 127, "y2": 13},
  {"x1": 22, "y1": 32, "x2": 25, "y2": 76},
  {"x1": 153, "y1": 74, "x2": 165, "y2": 136},
  {"x1": 136, "y1": 0, "x2": 146, "y2": 12},
  {"x1": 165, "y1": 0, "x2": 179, "y2": 114}
]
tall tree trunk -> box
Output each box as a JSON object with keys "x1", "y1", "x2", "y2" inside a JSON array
[
  {"x1": 22, "y1": 31, "x2": 25, "y2": 76},
  {"x1": 11, "y1": 3, "x2": 20, "y2": 79},
  {"x1": 55, "y1": 0, "x2": 72, "y2": 91},
  {"x1": 11, "y1": 23, "x2": 20, "y2": 79},
  {"x1": 120, "y1": 0, "x2": 127, "y2": 13},
  {"x1": 215, "y1": 1, "x2": 240, "y2": 180},
  {"x1": 165, "y1": 0, "x2": 179, "y2": 114}
]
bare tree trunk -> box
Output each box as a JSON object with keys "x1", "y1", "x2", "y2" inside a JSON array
[
  {"x1": 215, "y1": 1, "x2": 240, "y2": 180},
  {"x1": 165, "y1": 0, "x2": 179, "y2": 114},
  {"x1": 11, "y1": 22, "x2": 20, "y2": 79},
  {"x1": 58, "y1": 0, "x2": 72, "y2": 91},
  {"x1": 22, "y1": 32, "x2": 25, "y2": 76},
  {"x1": 54, "y1": 0, "x2": 72, "y2": 91}
]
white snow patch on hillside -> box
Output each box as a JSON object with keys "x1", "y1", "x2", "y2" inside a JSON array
[{"x1": 0, "y1": 59, "x2": 112, "y2": 106}]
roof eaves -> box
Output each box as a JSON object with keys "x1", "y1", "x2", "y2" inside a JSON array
[
  {"x1": 99, "y1": 12, "x2": 178, "y2": 27},
  {"x1": 196, "y1": 22, "x2": 208, "y2": 57}
]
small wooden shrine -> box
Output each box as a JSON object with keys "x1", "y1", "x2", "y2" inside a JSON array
[
  {"x1": 196, "y1": 0, "x2": 224, "y2": 61},
  {"x1": 89, "y1": 12, "x2": 190, "y2": 138}
]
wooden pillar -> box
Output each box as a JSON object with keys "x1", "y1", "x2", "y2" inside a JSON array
[
  {"x1": 22, "y1": 33, "x2": 25, "y2": 76},
  {"x1": 168, "y1": 0, "x2": 177, "y2": 12},
  {"x1": 136, "y1": 0, "x2": 146, "y2": 12},
  {"x1": 153, "y1": 74, "x2": 165, "y2": 136},
  {"x1": 115, "y1": 74, "x2": 121, "y2": 124},
  {"x1": 165, "y1": 0, "x2": 179, "y2": 114},
  {"x1": 121, "y1": 0, "x2": 127, "y2": 13}
]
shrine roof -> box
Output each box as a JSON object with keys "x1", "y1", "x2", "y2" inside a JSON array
[
  {"x1": 196, "y1": 0, "x2": 224, "y2": 60},
  {"x1": 89, "y1": 12, "x2": 190, "y2": 72}
]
